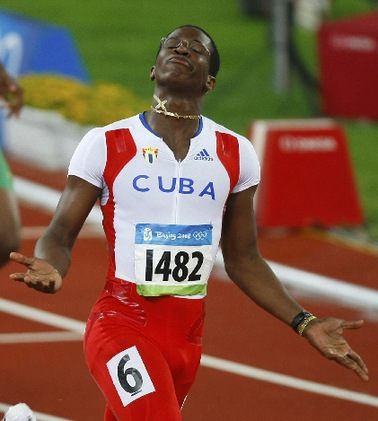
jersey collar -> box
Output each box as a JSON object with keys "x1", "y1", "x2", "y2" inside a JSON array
[{"x1": 139, "y1": 112, "x2": 203, "y2": 138}]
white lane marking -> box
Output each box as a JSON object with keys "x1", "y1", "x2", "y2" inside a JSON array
[
  {"x1": 14, "y1": 177, "x2": 103, "y2": 226},
  {"x1": 20, "y1": 226, "x2": 104, "y2": 239},
  {"x1": 0, "y1": 402, "x2": 73, "y2": 421},
  {"x1": 0, "y1": 331, "x2": 82, "y2": 344},
  {"x1": 201, "y1": 354, "x2": 378, "y2": 408},
  {"x1": 1, "y1": 298, "x2": 377, "y2": 408},
  {"x1": 214, "y1": 254, "x2": 378, "y2": 313},
  {"x1": 0, "y1": 298, "x2": 85, "y2": 334}
]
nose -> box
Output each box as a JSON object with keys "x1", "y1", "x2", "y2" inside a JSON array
[{"x1": 174, "y1": 39, "x2": 190, "y2": 54}]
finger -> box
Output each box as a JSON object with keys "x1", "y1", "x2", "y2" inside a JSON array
[
  {"x1": 10, "y1": 272, "x2": 40, "y2": 282},
  {"x1": 348, "y1": 359, "x2": 369, "y2": 381},
  {"x1": 10, "y1": 273, "x2": 56, "y2": 293},
  {"x1": 9, "y1": 252, "x2": 35, "y2": 267},
  {"x1": 9, "y1": 273, "x2": 27, "y2": 281},
  {"x1": 34, "y1": 280, "x2": 56, "y2": 294},
  {"x1": 341, "y1": 320, "x2": 364, "y2": 330},
  {"x1": 346, "y1": 350, "x2": 369, "y2": 377},
  {"x1": 23, "y1": 279, "x2": 56, "y2": 294},
  {"x1": 10, "y1": 273, "x2": 37, "y2": 283},
  {"x1": 337, "y1": 352, "x2": 369, "y2": 381}
]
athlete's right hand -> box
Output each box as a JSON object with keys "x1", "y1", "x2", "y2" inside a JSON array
[{"x1": 9, "y1": 252, "x2": 63, "y2": 293}]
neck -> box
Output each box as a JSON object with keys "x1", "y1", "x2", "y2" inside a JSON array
[
  {"x1": 145, "y1": 107, "x2": 201, "y2": 145},
  {"x1": 150, "y1": 94, "x2": 201, "y2": 120}
]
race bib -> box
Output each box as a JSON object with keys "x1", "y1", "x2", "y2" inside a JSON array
[
  {"x1": 135, "y1": 223, "x2": 213, "y2": 296},
  {"x1": 106, "y1": 346, "x2": 155, "y2": 407}
]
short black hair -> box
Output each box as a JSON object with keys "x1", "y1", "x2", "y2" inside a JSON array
[{"x1": 157, "y1": 24, "x2": 221, "y2": 78}]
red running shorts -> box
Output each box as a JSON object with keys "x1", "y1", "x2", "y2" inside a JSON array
[{"x1": 84, "y1": 278, "x2": 205, "y2": 420}]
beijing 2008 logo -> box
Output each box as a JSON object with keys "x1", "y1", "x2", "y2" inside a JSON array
[
  {"x1": 193, "y1": 231, "x2": 207, "y2": 241},
  {"x1": 143, "y1": 228, "x2": 153, "y2": 241}
]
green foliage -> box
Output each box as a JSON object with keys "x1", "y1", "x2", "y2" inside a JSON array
[
  {"x1": 344, "y1": 123, "x2": 378, "y2": 240},
  {"x1": 329, "y1": 0, "x2": 376, "y2": 19}
]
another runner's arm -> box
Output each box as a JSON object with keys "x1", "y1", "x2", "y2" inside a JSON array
[
  {"x1": 0, "y1": 62, "x2": 23, "y2": 117},
  {"x1": 221, "y1": 185, "x2": 302, "y2": 324},
  {"x1": 10, "y1": 176, "x2": 101, "y2": 292},
  {"x1": 0, "y1": 189, "x2": 20, "y2": 267}
]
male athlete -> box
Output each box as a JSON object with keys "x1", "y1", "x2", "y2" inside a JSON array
[
  {"x1": 0, "y1": 62, "x2": 22, "y2": 267},
  {"x1": 10, "y1": 25, "x2": 368, "y2": 420}
]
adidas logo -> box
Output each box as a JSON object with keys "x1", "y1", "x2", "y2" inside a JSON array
[{"x1": 194, "y1": 148, "x2": 213, "y2": 161}]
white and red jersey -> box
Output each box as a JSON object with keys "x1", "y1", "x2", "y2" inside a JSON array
[{"x1": 68, "y1": 113, "x2": 260, "y2": 297}]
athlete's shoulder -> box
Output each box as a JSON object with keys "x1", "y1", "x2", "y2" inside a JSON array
[
  {"x1": 201, "y1": 116, "x2": 252, "y2": 147},
  {"x1": 79, "y1": 113, "x2": 141, "y2": 145},
  {"x1": 201, "y1": 116, "x2": 260, "y2": 191},
  {"x1": 68, "y1": 115, "x2": 141, "y2": 185}
]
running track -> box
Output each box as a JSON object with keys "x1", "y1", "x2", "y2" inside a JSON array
[{"x1": 0, "y1": 159, "x2": 377, "y2": 420}]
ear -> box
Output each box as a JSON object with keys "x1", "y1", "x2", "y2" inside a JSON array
[
  {"x1": 205, "y1": 75, "x2": 216, "y2": 93},
  {"x1": 150, "y1": 66, "x2": 156, "y2": 81}
]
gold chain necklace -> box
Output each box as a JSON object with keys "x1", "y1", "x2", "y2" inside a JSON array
[{"x1": 150, "y1": 94, "x2": 200, "y2": 120}]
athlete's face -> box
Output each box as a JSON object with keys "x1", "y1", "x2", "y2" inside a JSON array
[{"x1": 151, "y1": 27, "x2": 215, "y2": 95}]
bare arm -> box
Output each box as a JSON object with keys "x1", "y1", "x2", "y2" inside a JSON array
[
  {"x1": 10, "y1": 175, "x2": 101, "y2": 292},
  {"x1": 0, "y1": 188, "x2": 20, "y2": 267},
  {"x1": 221, "y1": 186, "x2": 302, "y2": 324},
  {"x1": 0, "y1": 63, "x2": 23, "y2": 265},
  {"x1": 221, "y1": 185, "x2": 368, "y2": 381}
]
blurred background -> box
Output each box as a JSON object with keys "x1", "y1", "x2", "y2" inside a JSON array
[{"x1": 1, "y1": 0, "x2": 377, "y2": 241}]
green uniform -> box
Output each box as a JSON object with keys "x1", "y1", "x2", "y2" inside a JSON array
[{"x1": 0, "y1": 151, "x2": 13, "y2": 190}]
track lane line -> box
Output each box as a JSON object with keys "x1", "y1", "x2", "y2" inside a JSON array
[
  {"x1": 20, "y1": 225, "x2": 103, "y2": 239},
  {"x1": 1, "y1": 297, "x2": 377, "y2": 408},
  {"x1": 0, "y1": 298, "x2": 85, "y2": 334},
  {"x1": 201, "y1": 354, "x2": 378, "y2": 408},
  {"x1": 0, "y1": 331, "x2": 82, "y2": 344}
]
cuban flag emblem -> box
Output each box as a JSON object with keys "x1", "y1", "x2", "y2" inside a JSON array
[{"x1": 142, "y1": 147, "x2": 159, "y2": 164}]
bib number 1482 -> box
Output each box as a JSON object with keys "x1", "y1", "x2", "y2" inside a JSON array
[{"x1": 145, "y1": 249, "x2": 204, "y2": 283}]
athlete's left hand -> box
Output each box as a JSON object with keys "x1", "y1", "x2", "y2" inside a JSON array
[{"x1": 303, "y1": 317, "x2": 368, "y2": 381}]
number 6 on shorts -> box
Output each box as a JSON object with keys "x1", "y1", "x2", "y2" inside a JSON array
[{"x1": 106, "y1": 346, "x2": 156, "y2": 406}]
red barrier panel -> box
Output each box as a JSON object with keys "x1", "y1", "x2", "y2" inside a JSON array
[
  {"x1": 250, "y1": 119, "x2": 364, "y2": 228},
  {"x1": 318, "y1": 12, "x2": 378, "y2": 120}
]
